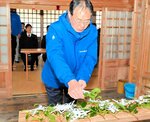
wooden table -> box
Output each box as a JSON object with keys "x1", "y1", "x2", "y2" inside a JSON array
[{"x1": 20, "y1": 48, "x2": 46, "y2": 80}]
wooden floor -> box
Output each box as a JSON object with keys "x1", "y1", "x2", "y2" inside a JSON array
[
  {"x1": 0, "y1": 93, "x2": 48, "y2": 122},
  {"x1": 12, "y1": 56, "x2": 46, "y2": 95}
]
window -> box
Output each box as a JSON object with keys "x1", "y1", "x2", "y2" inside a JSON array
[
  {"x1": 17, "y1": 9, "x2": 101, "y2": 37},
  {"x1": 17, "y1": 9, "x2": 41, "y2": 37},
  {"x1": 96, "y1": 11, "x2": 102, "y2": 29},
  {"x1": 43, "y1": 10, "x2": 65, "y2": 35}
]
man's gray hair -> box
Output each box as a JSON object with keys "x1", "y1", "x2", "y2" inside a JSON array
[{"x1": 69, "y1": 0, "x2": 93, "y2": 15}]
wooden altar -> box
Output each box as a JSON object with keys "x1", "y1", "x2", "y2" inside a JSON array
[{"x1": 18, "y1": 108, "x2": 150, "y2": 122}]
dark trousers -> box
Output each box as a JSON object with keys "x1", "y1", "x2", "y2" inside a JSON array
[
  {"x1": 21, "y1": 53, "x2": 36, "y2": 70},
  {"x1": 42, "y1": 53, "x2": 47, "y2": 62},
  {"x1": 35, "y1": 53, "x2": 40, "y2": 66},
  {"x1": 45, "y1": 86, "x2": 75, "y2": 105},
  {"x1": 11, "y1": 35, "x2": 17, "y2": 65}
]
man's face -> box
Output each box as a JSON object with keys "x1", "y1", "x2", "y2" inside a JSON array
[
  {"x1": 69, "y1": 6, "x2": 91, "y2": 32},
  {"x1": 26, "y1": 26, "x2": 32, "y2": 33}
]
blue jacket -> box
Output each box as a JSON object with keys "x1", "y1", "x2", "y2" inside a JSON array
[
  {"x1": 11, "y1": 12, "x2": 22, "y2": 36},
  {"x1": 41, "y1": 12, "x2": 98, "y2": 88}
]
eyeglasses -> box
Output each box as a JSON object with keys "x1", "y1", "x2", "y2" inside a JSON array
[{"x1": 72, "y1": 15, "x2": 91, "y2": 26}]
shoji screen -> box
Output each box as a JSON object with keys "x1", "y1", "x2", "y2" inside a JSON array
[
  {"x1": 100, "y1": 8, "x2": 132, "y2": 90},
  {"x1": 0, "y1": 4, "x2": 12, "y2": 97}
]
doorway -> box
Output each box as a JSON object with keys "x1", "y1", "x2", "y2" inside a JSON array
[{"x1": 11, "y1": 8, "x2": 66, "y2": 95}]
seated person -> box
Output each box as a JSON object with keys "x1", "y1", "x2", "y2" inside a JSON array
[
  {"x1": 41, "y1": 25, "x2": 49, "y2": 62},
  {"x1": 19, "y1": 24, "x2": 38, "y2": 71}
]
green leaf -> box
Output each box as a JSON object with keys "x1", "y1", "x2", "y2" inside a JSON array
[
  {"x1": 44, "y1": 111, "x2": 49, "y2": 116},
  {"x1": 91, "y1": 88, "x2": 101, "y2": 95},
  {"x1": 90, "y1": 111, "x2": 97, "y2": 117},
  {"x1": 118, "y1": 104, "x2": 127, "y2": 110},
  {"x1": 80, "y1": 101, "x2": 87, "y2": 108},
  {"x1": 84, "y1": 92, "x2": 89, "y2": 97},
  {"x1": 38, "y1": 117, "x2": 44, "y2": 122},
  {"x1": 25, "y1": 112, "x2": 30, "y2": 120},
  {"x1": 47, "y1": 106, "x2": 55, "y2": 112},
  {"x1": 89, "y1": 106, "x2": 100, "y2": 117},
  {"x1": 48, "y1": 114, "x2": 55, "y2": 122},
  {"x1": 34, "y1": 104, "x2": 39, "y2": 107},
  {"x1": 127, "y1": 103, "x2": 138, "y2": 113},
  {"x1": 140, "y1": 102, "x2": 150, "y2": 108},
  {"x1": 133, "y1": 109, "x2": 138, "y2": 114},
  {"x1": 65, "y1": 112, "x2": 71, "y2": 121},
  {"x1": 84, "y1": 88, "x2": 101, "y2": 100}
]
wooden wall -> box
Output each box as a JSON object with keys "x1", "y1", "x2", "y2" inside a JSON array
[{"x1": 129, "y1": 0, "x2": 150, "y2": 96}]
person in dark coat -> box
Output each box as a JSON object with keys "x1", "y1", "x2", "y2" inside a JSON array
[
  {"x1": 19, "y1": 24, "x2": 38, "y2": 71},
  {"x1": 41, "y1": 25, "x2": 49, "y2": 62}
]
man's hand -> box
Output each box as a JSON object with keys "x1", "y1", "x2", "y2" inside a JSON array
[
  {"x1": 78, "y1": 80, "x2": 87, "y2": 89},
  {"x1": 68, "y1": 79, "x2": 84, "y2": 99}
]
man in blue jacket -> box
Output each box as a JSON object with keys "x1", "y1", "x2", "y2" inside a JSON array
[
  {"x1": 42, "y1": 0, "x2": 98, "y2": 105},
  {"x1": 10, "y1": 9, "x2": 22, "y2": 68}
]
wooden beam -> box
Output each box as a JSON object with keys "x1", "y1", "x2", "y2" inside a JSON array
[{"x1": 1, "y1": 0, "x2": 134, "y2": 10}]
